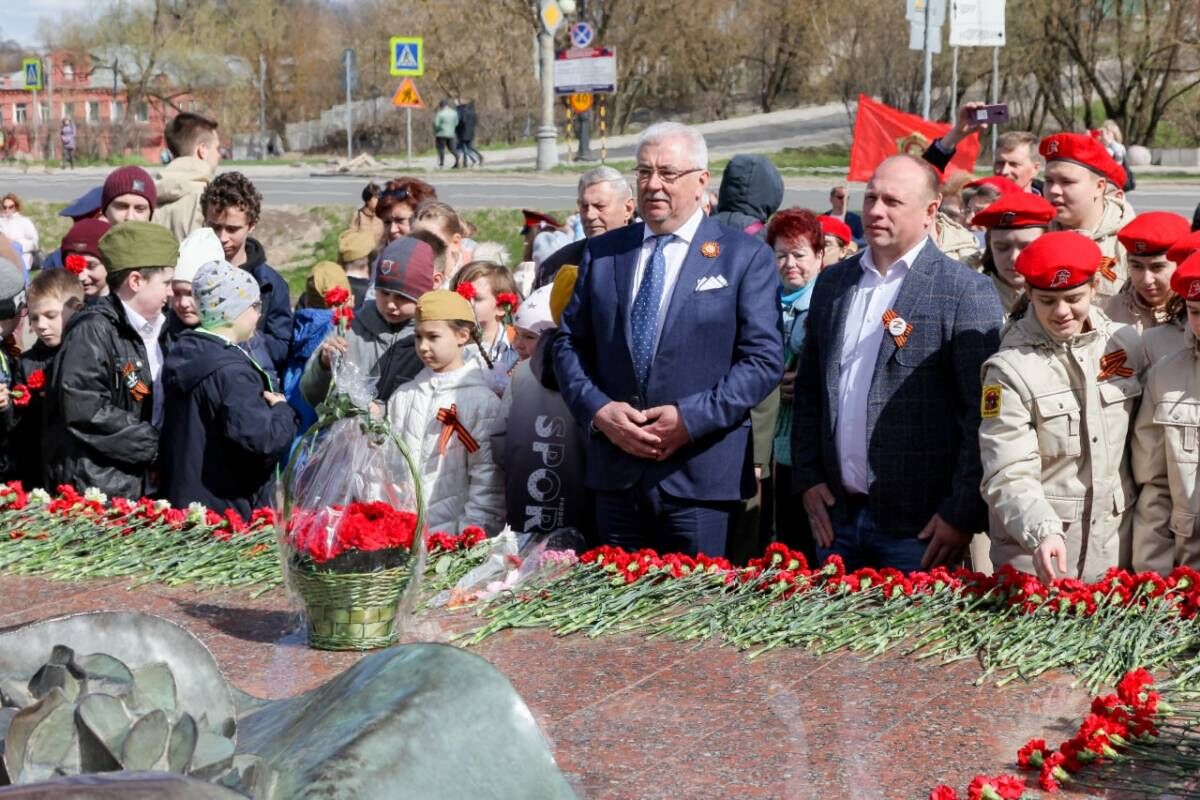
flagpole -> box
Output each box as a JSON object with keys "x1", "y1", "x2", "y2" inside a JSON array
[{"x1": 921, "y1": 0, "x2": 933, "y2": 119}]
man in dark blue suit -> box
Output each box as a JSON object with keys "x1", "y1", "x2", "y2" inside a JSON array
[
  {"x1": 792, "y1": 154, "x2": 1003, "y2": 572},
  {"x1": 554, "y1": 122, "x2": 783, "y2": 557}
]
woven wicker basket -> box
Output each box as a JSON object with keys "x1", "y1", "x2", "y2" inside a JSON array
[{"x1": 292, "y1": 561, "x2": 411, "y2": 651}]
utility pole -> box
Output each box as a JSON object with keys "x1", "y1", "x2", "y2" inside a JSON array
[
  {"x1": 576, "y1": 0, "x2": 591, "y2": 161},
  {"x1": 45, "y1": 53, "x2": 54, "y2": 162},
  {"x1": 536, "y1": 1, "x2": 559, "y2": 171}
]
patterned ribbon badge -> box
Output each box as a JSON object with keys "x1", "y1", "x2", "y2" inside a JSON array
[
  {"x1": 122, "y1": 362, "x2": 150, "y2": 402},
  {"x1": 1098, "y1": 256, "x2": 1119, "y2": 282},
  {"x1": 1097, "y1": 349, "x2": 1134, "y2": 381},
  {"x1": 882, "y1": 309, "x2": 913, "y2": 348},
  {"x1": 436, "y1": 404, "x2": 480, "y2": 455}
]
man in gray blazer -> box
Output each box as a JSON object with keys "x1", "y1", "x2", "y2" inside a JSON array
[{"x1": 791, "y1": 155, "x2": 1003, "y2": 572}]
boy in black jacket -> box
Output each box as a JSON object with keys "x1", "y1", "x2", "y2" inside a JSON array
[
  {"x1": 45, "y1": 222, "x2": 178, "y2": 498},
  {"x1": 201, "y1": 172, "x2": 293, "y2": 377},
  {"x1": 160, "y1": 259, "x2": 298, "y2": 517},
  {"x1": 17, "y1": 270, "x2": 85, "y2": 487},
  {"x1": 0, "y1": 257, "x2": 27, "y2": 481}
]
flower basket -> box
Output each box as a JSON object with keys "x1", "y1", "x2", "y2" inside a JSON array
[
  {"x1": 281, "y1": 359, "x2": 426, "y2": 652},
  {"x1": 291, "y1": 557, "x2": 410, "y2": 650}
]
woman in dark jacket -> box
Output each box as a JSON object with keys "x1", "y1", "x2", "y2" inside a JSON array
[{"x1": 161, "y1": 260, "x2": 297, "y2": 517}]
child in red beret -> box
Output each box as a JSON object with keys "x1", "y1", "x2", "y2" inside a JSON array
[
  {"x1": 1131, "y1": 251, "x2": 1200, "y2": 573},
  {"x1": 979, "y1": 231, "x2": 1147, "y2": 584}
]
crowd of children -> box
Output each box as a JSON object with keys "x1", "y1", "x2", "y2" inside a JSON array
[{"x1": 0, "y1": 150, "x2": 588, "y2": 554}]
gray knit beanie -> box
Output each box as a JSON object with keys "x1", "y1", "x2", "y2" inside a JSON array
[{"x1": 192, "y1": 260, "x2": 260, "y2": 329}]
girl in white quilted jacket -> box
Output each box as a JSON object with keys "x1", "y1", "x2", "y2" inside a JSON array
[{"x1": 385, "y1": 290, "x2": 505, "y2": 534}]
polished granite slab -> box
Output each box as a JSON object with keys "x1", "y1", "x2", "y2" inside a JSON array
[{"x1": 0, "y1": 575, "x2": 1106, "y2": 799}]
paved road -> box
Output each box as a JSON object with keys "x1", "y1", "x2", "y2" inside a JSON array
[{"x1": 2, "y1": 169, "x2": 1196, "y2": 217}]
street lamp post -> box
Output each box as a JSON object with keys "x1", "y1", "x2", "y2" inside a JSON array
[{"x1": 535, "y1": 3, "x2": 559, "y2": 171}]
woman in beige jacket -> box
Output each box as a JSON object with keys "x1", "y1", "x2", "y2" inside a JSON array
[
  {"x1": 971, "y1": 192, "x2": 1057, "y2": 317},
  {"x1": 980, "y1": 232, "x2": 1147, "y2": 583},
  {"x1": 1102, "y1": 212, "x2": 1191, "y2": 334},
  {"x1": 1131, "y1": 253, "x2": 1200, "y2": 572}
]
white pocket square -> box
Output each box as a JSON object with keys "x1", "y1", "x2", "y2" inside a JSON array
[{"x1": 695, "y1": 275, "x2": 729, "y2": 292}]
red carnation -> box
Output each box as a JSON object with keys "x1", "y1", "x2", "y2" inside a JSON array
[
  {"x1": 456, "y1": 281, "x2": 477, "y2": 301},
  {"x1": 496, "y1": 292, "x2": 520, "y2": 313},
  {"x1": 929, "y1": 788, "x2": 960, "y2": 800},
  {"x1": 26, "y1": 370, "x2": 45, "y2": 391},
  {"x1": 9, "y1": 384, "x2": 31, "y2": 408},
  {"x1": 323, "y1": 286, "x2": 351, "y2": 307},
  {"x1": 64, "y1": 253, "x2": 88, "y2": 275}
]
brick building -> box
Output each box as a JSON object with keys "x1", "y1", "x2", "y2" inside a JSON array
[{"x1": 0, "y1": 51, "x2": 188, "y2": 163}]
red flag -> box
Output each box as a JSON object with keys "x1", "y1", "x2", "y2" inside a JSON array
[{"x1": 848, "y1": 94, "x2": 982, "y2": 182}]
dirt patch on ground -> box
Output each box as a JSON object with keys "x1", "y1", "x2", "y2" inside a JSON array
[{"x1": 254, "y1": 204, "x2": 352, "y2": 271}]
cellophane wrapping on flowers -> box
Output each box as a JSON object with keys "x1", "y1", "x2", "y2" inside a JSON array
[{"x1": 280, "y1": 359, "x2": 426, "y2": 618}]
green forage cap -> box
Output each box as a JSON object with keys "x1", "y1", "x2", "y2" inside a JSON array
[{"x1": 98, "y1": 221, "x2": 180, "y2": 273}]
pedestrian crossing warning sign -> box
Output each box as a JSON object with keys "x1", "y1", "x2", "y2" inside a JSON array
[
  {"x1": 391, "y1": 78, "x2": 424, "y2": 108},
  {"x1": 22, "y1": 59, "x2": 42, "y2": 91},
  {"x1": 389, "y1": 36, "x2": 424, "y2": 76}
]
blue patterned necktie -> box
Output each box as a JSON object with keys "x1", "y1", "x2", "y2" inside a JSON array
[{"x1": 630, "y1": 234, "x2": 671, "y2": 391}]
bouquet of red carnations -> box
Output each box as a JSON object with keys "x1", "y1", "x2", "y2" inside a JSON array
[{"x1": 282, "y1": 350, "x2": 426, "y2": 650}]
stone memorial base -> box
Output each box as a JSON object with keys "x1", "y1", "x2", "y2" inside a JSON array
[{"x1": 0, "y1": 575, "x2": 1102, "y2": 799}]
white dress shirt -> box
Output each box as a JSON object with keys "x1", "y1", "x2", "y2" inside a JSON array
[
  {"x1": 120, "y1": 300, "x2": 166, "y2": 429},
  {"x1": 626, "y1": 207, "x2": 706, "y2": 358},
  {"x1": 835, "y1": 237, "x2": 928, "y2": 494}
]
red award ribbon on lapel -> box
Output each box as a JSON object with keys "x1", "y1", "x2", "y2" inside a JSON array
[
  {"x1": 1098, "y1": 256, "x2": 1118, "y2": 282},
  {"x1": 881, "y1": 309, "x2": 913, "y2": 348},
  {"x1": 436, "y1": 404, "x2": 480, "y2": 455},
  {"x1": 1098, "y1": 349, "x2": 1134, "y2": 381}
]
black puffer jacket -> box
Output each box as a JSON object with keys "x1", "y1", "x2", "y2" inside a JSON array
[
  {"x1": 712, "y1": 154, "x2": 784, "y2": 236},
  {"x1": 14, "y1": 340, "x2": 56, "y2": 488},
  {"x1": 45, "y1": 295, "x2": 168, "y2": 498},
  {"x1": 160, "y1": 329, "x2": 298, "y2": 517}
]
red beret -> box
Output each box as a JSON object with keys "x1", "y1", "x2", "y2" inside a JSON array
[
  {"x1": 520, "y1": 209, "x2": 563, "y2": 234},
  {"x1": 1170, "y1": 252, "x2": 1200, "y2": 301},
  {"x1": 818, "y1": 215, "x2": 853, "y2": 246},
  {"x1": 1015, "y1": 230, "x2": 1103, "y2": 291},
  {"x1": 1168, "y1": 230, "x2": 1200, "y2": 265},
  {"x1": 60, "y1": 218, "x2": 112, "y2": 260},
  {"x1": 1117, "y1": 212, "x2": 1191, "y2": 257},
  {"x1": 1039, "y1": 133, "x2": 1125, "y2": 187},
  {"x1": 971, "y1": 193, "x2": 1056, "y2": 230},
  {"x1": 965, "y1": 175, "x2": 1023, "y2": 196}
]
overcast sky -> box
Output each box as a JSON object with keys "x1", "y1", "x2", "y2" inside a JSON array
[{"x1": 4, "y1": 1, "x2": 91, "y2": 47}]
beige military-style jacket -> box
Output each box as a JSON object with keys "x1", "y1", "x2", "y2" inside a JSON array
[
  {"x1": 935, "y1": 212, "x2": 982, "y2": 264},
  {"x1": 1141, "y1": 320, "x2": 1189, "y2": 366},
  {"x1": 979, "y1": 307, "x2": 1146, "y2": 581},
  {"x1": 1101, "y1": 283, "x2": 1172, "y2": 335},
  {"x1": 1131, "y1": 332, "x2": 1200, "y2": 573},
  {"x1": 1051, "y1": 197, "x2": 1131, "y2": 298}
]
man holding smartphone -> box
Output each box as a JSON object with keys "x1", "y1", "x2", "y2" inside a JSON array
[{"x1": 922, "y1": 102, "x2": 1045, "y2": 195}]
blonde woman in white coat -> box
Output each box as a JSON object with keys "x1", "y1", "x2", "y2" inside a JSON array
[{"x1": 386, "y1": 290, "x2": 504, "y2": 535}]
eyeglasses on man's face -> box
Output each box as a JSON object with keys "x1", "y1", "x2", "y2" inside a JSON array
[{"x1": 633, "y1": 166, "x2": 703, "y2": 185}]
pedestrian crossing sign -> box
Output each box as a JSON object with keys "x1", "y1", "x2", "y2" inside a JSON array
[
  {"x1": 391, "y1": 78, "x2": 424, "y2": 109},
  {"x1": 389, "y1": 37, "x2": 424, "y2": 77},
  {"x1": 22, "y1": 59, "x2": 42, "y2": 91}
]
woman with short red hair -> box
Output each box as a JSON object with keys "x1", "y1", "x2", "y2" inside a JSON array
[{"x1": 766, "y1": 208, "x2": 824, "y2": 563}]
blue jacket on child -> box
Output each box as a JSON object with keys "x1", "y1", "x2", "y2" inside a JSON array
[
  {"x1": 283, "y1": 307, "x2": 335, "y2": 439},
  {"x1": 160, "y1": 329, "x2": 299, "y2": 517}
]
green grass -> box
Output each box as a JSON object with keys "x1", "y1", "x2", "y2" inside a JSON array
[{"x1": 24, "y1": 202, "x2": 71, "y2": 252}]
